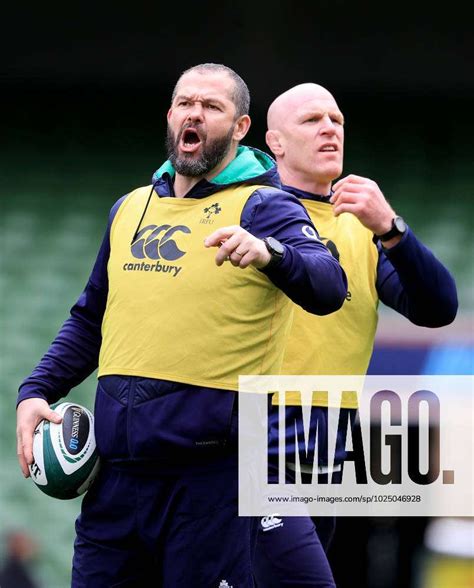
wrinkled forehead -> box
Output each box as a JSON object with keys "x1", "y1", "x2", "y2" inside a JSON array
[{"x1": 173, "y1": 70, "x2": 235, "y2": 104}]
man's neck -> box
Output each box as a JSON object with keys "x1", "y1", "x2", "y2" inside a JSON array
[
  {"x1": 174, "y1": 175, "x2": 201, "y2": 198},
  {"x1": 279, "y1": 168, "x2": 332, "y2": 197}
]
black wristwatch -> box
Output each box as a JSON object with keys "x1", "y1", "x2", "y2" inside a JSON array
[
  {"x1": 262, "y1": 237, "x2": 285, "y2": 269},
  {"x1": 373, "y1": 216, "x2": 407, "y2": 243}
]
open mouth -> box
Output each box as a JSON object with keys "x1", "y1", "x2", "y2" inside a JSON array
[
  {"x1": 180, "y1": 128, "x2": 202, "y2": 153},
  {"x1": 319, "y1": 143, "x2": 338, "y2": 153}
]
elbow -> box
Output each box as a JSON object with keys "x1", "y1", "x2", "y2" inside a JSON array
[
  {"x1": 410, "y1": 298, "x2": 459, "y2": 328},
  {"x1": 429, "y1": 275, "x2": 459, "y2": 327},
  {"x1": 314, "y1": 288, "x2": 347, "y2": 316},
  {"x1": 426, "y1": 274, "x2": 459, "y2": 327},
  {"x1": 302, "y1": 272, "x2": 348, "y2": 316},
  {"x1": 438, "y1": 297, "x2": 458, "y2": 326},
  {"x1": 432, "y1": 299, "x2": 459, "y2": 327}
]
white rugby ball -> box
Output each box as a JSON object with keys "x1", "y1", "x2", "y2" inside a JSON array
[{"x1": 29, "y1": 402, "x2": 100, "y2": 500}]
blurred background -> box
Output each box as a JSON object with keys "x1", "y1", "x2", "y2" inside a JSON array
[{"x1": 1, "y1": 2, "x2": 472, "y2": 587}]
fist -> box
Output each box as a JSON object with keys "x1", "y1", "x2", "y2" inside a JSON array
[{"x1": 204, "y1": 225, "x2": 272, "y2": 269}]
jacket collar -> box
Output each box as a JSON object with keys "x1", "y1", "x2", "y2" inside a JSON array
[
  {"x1": 282, "y1": 184, "x2": 332, "y2": 203},
  {"x1": 152, "y1": 146, "x2": 281, "y2": 199}
]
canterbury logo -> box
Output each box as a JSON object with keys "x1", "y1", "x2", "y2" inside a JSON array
[
  {"x1": 260, "y1": 515, "x2": 284, "y2": 532},
  {"x1": 131, "y1": 224, "x2": 191, "y2": 261}
]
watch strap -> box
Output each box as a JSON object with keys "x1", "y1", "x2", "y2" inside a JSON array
[{"x1": 373, "y1": 216, "x2": 406, "y2": 243}]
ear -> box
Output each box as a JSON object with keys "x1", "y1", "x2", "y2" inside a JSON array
[
  {"x1": 233, "y1": 115, "x2": 251, "y2": 142},
  {"x1": 167, "y1": 108, "x2": 173, "y2": 122},
  {"x1": 266, "y1": 130, "x2": 284, "y2": 157}
]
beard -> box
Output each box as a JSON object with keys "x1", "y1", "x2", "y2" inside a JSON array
[{"x1": 166, "y1": 123, "x2": 235, "y2": 177}]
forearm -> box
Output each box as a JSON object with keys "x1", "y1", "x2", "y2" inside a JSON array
[
  {"x1": 243, "y1": 189, "x2": 347, "y2": 315},
  {"x1": 377, "y1": 228, "x2": 458, "y2": 326},
  {"x1": 262, "y1": 243, "x2": 347, "y2": 314}
]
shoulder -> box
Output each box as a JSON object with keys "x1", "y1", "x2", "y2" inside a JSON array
[
  {"x1": 109, "y1": 186, "x2": 153, "y2": 221},
  {"x1": 241, "y1": 187, "x2": 313, "y2": 233},
  {"x1": 244, "y1": 187, "x2": 309, "y2": 218},
  {"x1": 247, "y1": 186, "x2": 304, "y2": 207}
]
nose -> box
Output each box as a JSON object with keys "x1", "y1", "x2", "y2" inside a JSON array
[
  {"x1": 320, "y1": 113, "x2": 337, "y2": 135},
  {"x1": 187, "y1": 101, "x2": 204, "y2": 122}
]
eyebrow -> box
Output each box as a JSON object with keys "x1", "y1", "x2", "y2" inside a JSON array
[
  {"x1": 174, "y1": 94, "x2": 227, "y2": 107},
  {"x1": 298, "y1": 109, "x2": 345, "y2": 123}
]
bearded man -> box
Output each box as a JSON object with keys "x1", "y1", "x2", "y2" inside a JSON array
[{"x1": 16, "y1": 64, "x2": 347, "y2": 587}]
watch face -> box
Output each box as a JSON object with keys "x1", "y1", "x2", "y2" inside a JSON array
[
  {"x1": 266, "y1": 237, "x2": 285, "y2": 256},
  {"x1": 394, "y1": 216, "x2": 407, "y2": 233}
]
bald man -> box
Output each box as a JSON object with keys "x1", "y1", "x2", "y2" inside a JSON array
[{"x1": 253, "y1": 84, "x2": 458, "y2": 587}]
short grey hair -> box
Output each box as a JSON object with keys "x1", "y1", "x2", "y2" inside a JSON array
[{"x1": 171, "y1": 63, "x2": 250, "y2": 118}]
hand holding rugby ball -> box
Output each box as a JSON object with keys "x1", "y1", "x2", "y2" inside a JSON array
[{"x1": 29, "y1": 402, "x2": 100, "y2": 500}]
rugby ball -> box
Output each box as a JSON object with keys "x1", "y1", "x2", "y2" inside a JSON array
[{"x1": 29, "y1": 402, "x2": 100, "y2": 500}]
